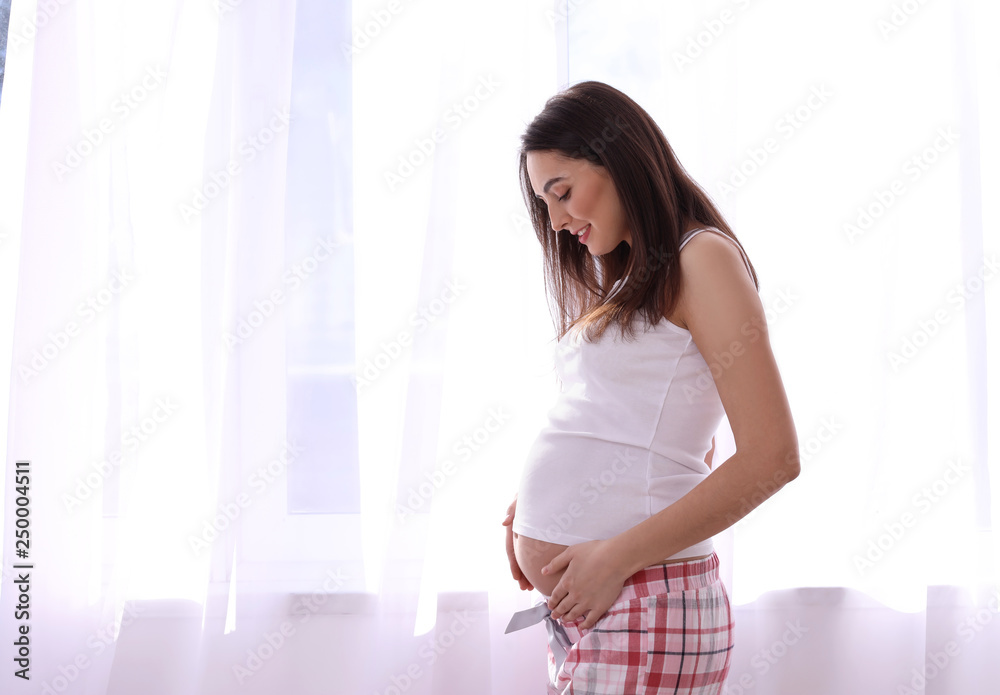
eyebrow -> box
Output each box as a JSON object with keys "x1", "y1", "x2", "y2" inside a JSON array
[{"x1": 535, "y1": 176, "x2": 566, "y2": 199}]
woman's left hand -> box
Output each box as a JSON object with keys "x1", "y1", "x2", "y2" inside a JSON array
[{"x1": 542, "y1": 539, "x2": 630, "y2": 629}]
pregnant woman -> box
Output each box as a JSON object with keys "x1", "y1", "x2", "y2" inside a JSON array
[{"x1": 501, "y1": 81, "x2": 801, "y2": 694}]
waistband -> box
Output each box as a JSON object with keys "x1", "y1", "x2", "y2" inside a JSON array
[
  {"x1": 505, "y1": 553, "x2": 722, "y2": 673},
  {"x1": 601, "y1": 551, "x2": 720, "y2": 603}
]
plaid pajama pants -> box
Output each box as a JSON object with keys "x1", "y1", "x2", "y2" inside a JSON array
[{"x1": 543, "y1": 552, "x2": 734, "y2": 694}]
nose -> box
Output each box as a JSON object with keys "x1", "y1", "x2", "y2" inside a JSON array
[{"x1": 548, "y1": 205, "x2": 571, "y2": 232}]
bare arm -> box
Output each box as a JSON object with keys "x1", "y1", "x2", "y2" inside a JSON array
[
  {"x1": 543, "y1": 232, "x2": 800, "y2": 625},
  {"x1": 611, "y1": 232, "x2": 799, "y2": 576}
]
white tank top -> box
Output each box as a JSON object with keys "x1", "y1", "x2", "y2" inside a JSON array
[{"x1": 513, "y1": 227, "x2": 755, "y2": 559}]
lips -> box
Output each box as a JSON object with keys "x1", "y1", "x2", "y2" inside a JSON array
[{"x1": 574, "y1": 224, "x2": 591, "y2": 242}]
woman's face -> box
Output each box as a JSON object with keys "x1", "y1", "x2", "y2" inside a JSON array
[{"x1": 526, "y1": 150, "x2": 631, "y2": 255}]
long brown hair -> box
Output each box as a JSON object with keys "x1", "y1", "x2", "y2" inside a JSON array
[{"x1": 518, "y1": 80, "x2": 759, "y2": 343}]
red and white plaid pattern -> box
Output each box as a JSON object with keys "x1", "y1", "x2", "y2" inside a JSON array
[{"x1": 544, "y1": 552, "x2": 734, "y2": 694}]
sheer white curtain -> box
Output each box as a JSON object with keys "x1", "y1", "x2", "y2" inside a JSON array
[
  {"x1": 0, "y1": 0, "x2": 562, "y2": 693},
  {"x1": 0, "y1": 0, "x2": 997, "y2": 694},
  {"x1": 0, "y1": 0, "x2": 307, "y2": 692}
]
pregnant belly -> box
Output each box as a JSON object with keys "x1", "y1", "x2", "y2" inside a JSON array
[
  {"x1": 513, "y1": 533, "x2": 569, "y2": 598},
  {"x1": 514, "y1": 530, "x2": 713, "y2": 599}
]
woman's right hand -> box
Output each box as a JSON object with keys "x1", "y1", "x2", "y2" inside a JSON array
[{"x1": 502, "y1": 495, "x2": 534, "y2": 591}]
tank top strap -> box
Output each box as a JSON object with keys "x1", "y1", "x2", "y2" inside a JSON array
[{"x1": 679, "y1": 227, "x2": 754, "y2": 284}]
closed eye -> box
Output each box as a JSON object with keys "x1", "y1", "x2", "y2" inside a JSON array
[{"x1": 535, "y1": 190, "x2": 570, "y2": 204}]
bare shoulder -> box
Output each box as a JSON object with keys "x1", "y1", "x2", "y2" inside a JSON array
[
  {"x1": 668, "y1": 230, "x2": 757, "y2": 330},
  {"x1": 671, "y1": 230, "x2": 798, "y2": 464}
]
